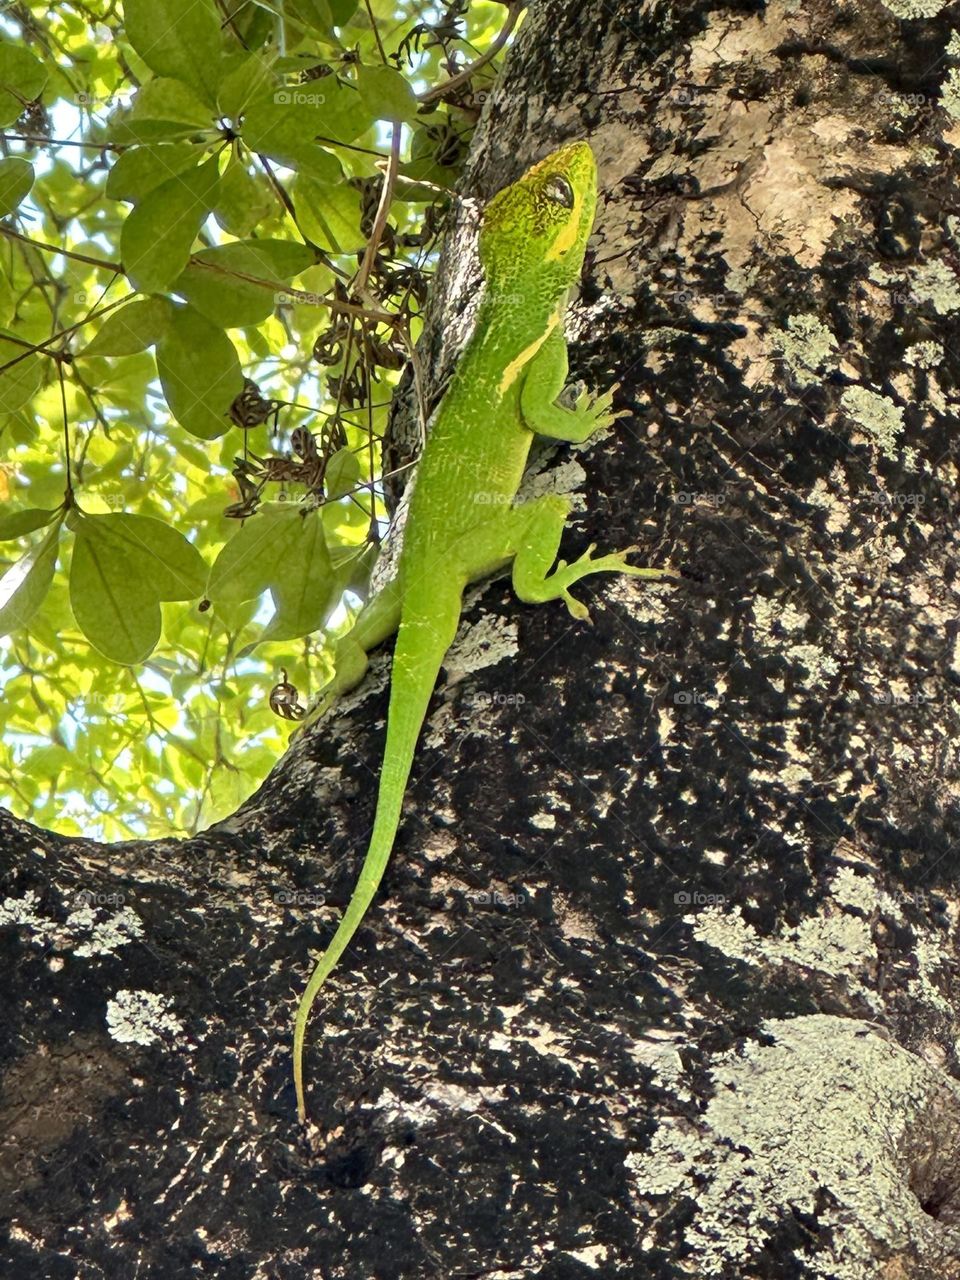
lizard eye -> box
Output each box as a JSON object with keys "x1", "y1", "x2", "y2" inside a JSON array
[{"x1": 543, "y1": 175, "x2": 574, "y2": 209}]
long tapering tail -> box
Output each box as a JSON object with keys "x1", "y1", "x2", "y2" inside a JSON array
[{"x1": 293, "y1": 603, "x2": 456, "y2": 1123}]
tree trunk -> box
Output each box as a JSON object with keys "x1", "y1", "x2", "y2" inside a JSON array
[{"x1": 5, "y1": 0, "x2": 960, "y2": 1276}]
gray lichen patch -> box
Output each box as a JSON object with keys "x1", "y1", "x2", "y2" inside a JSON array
[
  {"x1": 751, "y1": 598, "x2": 840, "y2": 683},
  {"x1": 840, "y1": 386, "x2": 907, "y2": 461},
  {"x1": 0, "y1": 890, "x2": 60, "y2": 942},
  {"x1": 830, "y1": 864, "x2": 885, "y2": 915},
  {"x1": 880, "y1": 0, "x2": 948, "y2": 15},
  {"x1": 770, "y1": 313, "x2": 839, "y2": 386},
  {"x1": 904, "y1": 341, "x2": 943, "y2": 369},
  {"x1": 694, "y1": 863, "x2": 955, "y2": 1024},
  {"x1": 804, "y1": 470, "x2": 853, "y2": 535},
  {"x1": 0, "y1": 889, "x2": 144, "y2": 958},
  {"x1": 692, "y1": 899, "x2": 877, "y2": 995},
  {"x1": 631, "y1": 1035, "x2": 695, "y2": 1104},
  {"x1": 105, "y1": 989, "x2": 185, "y2": 1047},
  {"x1": 554, "y1": 896, "x2": 600, "y2": 944},
  {"x1": 519, "y1": 454, "x2": 591, "y2": 512},
  {"x1": 68, "y1": 904, "x2": 144, "y2": 958},
  {"x1": 629, "y1": 1015, "x2": 960, "y2": 1277},
  {"x1": 909, "y1": 260, "x2": 960, "y2": 314},
  {"x1": 444, "y1": 614, "x2": 520, "y2": 683},
  {"x1": 529, "y1": 811, "x2": 558, "y2": 830},
  {"x1": 942, "y1": 67, "x2": 960, "y2": 121}
]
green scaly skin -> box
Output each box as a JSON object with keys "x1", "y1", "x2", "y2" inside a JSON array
[{"x1": 293, "y1": 141, "x2": 678, "y2": 1123}]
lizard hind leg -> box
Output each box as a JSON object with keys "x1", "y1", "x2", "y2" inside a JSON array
[
  {"x1": 302, "y1": 579, "x2": 403, "y2": 726},
  {"x1": 463, "y1": 494, "x2": 678, "y2": 623}
]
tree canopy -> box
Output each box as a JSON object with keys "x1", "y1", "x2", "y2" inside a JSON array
[{"x1": 0, "y1": 0, "x2": 510, "y2": 838}]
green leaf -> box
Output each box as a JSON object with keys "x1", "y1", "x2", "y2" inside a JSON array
[
  {"x1": 324, "y1": 447, "x2": 360, "y2": 499},
  {"x1": 230, "y1": 4, "x2": 275, "y2": 50},
  {"x1": 260, "y1": 509, "x2": 338, "y2": 642},
  {"x1": 336, "y1": 540, "x2": 377, "y2": 598},
  {"x1": 0, "y1": 507, "x2": 60, "y2": 540},
  {"x1": 217, "y1": 52, "x2": 275, "y2": 121},
  {"x1": 207, "y1": 504, "x2": 308, "y2": 604},
  {"x1": 0, "y1": 41, "x2": 47, "y2": 129},
  {"x1": 403, "y1": 130, "x2": 462, "y2": 188},
  {"x1": 283, "y1": 0, "x2": 359, "y2": 30},
  {"x1": 171, "y1": 239, "x2": 314, "y2": 327},
  {"x1": 240, "y1": 81, "x2": 369, "y2": 164},
  {"x1": 73, "y1": 512, "x2": 207, "y2": 600},
  {"x1": 322, "y1": 495, "x2": 369, "y2": 546},
  {"x1": 0, "y1": 158, "x2": 34, "y2": 217},
  {"x1": 69, "y1": 522, "x2": 161, "y2": 664},
  {"x1": 155, "y1": 304, "x2": 242, "y2": 438},
  {"x1": 110, "y1": 77, "x2": 212, "y2": 143},
  {"x1": 283, "y1": 0, "x2": 334, "y2": 31},
  {"x1": 106, "y1": 142, "x2": 200, "y2": 203},
  {"x1": 91, "y1": 351, "x2": 156, "y2": 416},
  {"x1": 0, "y1": 520, "x2": 60, "y2": 636},
  {"x1": 121, "y1": 157, "x2": 220, "y2": 292},
  {"x1": 80, "y1": 297, "x2": 172, "y2": 357},
  {"x1": 214, "y1": 159, "x2": 273, "y2": 237},
  {"x1": 330, "y1": 0, "x2": 359, "y2": 20},
  {"x1": 0, "y1": 332, "x2": 43, "y2": 413},
  {"x1": 123, "y1": 0, "x2": 222, "y2": 107},
  {"x1": 292, "y1": 175, "x2": 364, "y2": 253},
  {"x1": 0, "y1": 268, "x2": 15, "y2": 328},
  {"x1": 355, "y1": 66, "x2": 419, "y2": 123}
]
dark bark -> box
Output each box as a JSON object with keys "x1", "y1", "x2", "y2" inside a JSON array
[{"x1": 5, "y1": 0, "x2": 960, "y2": 1276}]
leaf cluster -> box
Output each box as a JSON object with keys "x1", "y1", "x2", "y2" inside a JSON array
[{"x1": 0, "y1": 0, "x2": 509, "y2": 835}]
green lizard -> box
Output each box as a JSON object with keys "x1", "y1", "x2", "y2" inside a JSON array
[{"x1": 293, "y1": 140, "x2": 678, "y2": 1123}]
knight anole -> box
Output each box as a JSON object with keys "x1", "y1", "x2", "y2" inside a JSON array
[{"x1": 293, "y1": 140, "x2": 678, "y2": 1123}]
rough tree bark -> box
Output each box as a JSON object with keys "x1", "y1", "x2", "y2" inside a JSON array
[{"x1": 4, "y1": 0, "x2": 960, "y2": 1276}]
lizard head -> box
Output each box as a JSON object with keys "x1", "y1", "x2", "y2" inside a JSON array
[{"x1": 478, "y1": 141, "x2": 598, "y2": 294}]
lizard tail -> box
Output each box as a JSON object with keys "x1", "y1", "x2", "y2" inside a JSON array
[{"x1": 293, "y1": 604, "x2": 457, "y2": 1123}]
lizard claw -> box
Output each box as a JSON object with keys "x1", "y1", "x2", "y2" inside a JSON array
[{"x1": 562, "y1": 590, "x2": 592, "y2": 622}]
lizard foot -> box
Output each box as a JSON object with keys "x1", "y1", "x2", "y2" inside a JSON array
[{"x1": 551, "y1": 543, "x2": 680, "y2": 620}]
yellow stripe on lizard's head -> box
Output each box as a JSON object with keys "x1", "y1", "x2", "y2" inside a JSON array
[{"x1": 478, "y1": 141, "x2": 599, "y2": 292}]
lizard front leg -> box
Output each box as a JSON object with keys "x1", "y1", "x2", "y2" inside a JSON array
[{"x1": 519, "y1": 326, "x2": 621, "y2": 444}]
